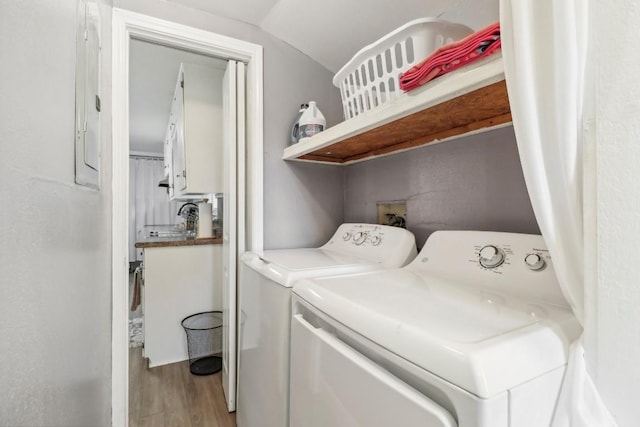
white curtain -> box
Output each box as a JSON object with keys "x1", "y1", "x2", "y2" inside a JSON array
[
  {"x1": 500, "y1": 1, "x2": 615, "y2": 425},
  {"x1": 128, "y1": 158, "x2": 181, "y2": 261}
]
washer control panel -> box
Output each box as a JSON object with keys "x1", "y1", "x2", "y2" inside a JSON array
[
  {"x1": 473, "y1": 244, "x2": 549, "y2": 273},
  {"x1": 410, "y1": 230, "x2": 567, "y2": 308},
  {"x1": 337, "y1": 224, "x2": 392, "y2": 247},
  {"x1": 324, "y1": 223, "x2": 417, "y2": 268}
]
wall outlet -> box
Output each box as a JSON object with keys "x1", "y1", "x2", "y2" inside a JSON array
[{"x1": 377, "y1": 201, "x2": 407, "y2": 227}]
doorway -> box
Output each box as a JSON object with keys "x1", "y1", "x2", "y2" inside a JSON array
[{"x1": 112, "y1": 9, "x2": 263, "y2": 426}]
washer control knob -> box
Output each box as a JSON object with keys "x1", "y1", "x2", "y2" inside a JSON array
[
  {"x1": 353, "y1": 232, "x2": 367, "y2": 245},
  {"x1": 479, "y1": 245, "x2": 505, "y2": 269},
  {"x1": 342, "y1": 231, "x2": 352, "y2": 241},
  {"x1": 524, "y1": 253, "x2": 545, "y2": 271},
  {"x1": 370, "y1": 235, "x2": 382, "y2": 246}
]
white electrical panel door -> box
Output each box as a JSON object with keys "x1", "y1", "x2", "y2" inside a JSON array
[{"x1": 74, "y1": 0, "x2": 101, "y2": 189}]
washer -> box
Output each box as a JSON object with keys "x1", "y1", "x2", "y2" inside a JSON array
[
  {"x1": 236, "y1": 223, "x2": 417, "y2": 427},
  {"x1": 290, "y1": 230, "x2": 582, "y2": 427}
]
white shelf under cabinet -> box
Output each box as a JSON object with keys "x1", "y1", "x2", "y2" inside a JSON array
[{"x1": 283, "y1": 53, "x2": 511, "y2": 165}]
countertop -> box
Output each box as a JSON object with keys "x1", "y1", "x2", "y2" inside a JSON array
[{"x1": 135, "y1": 236, "x2": 222, "y2": 248}]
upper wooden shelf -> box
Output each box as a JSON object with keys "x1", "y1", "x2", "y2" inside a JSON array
[{"x1": 283, "y1": 53, "x2": 511, "y2": 165}]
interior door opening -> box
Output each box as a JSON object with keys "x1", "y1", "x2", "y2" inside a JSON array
[
  {"x1": 112, "y1": 9, "x2": 263, "y2": 426},
  {"x1": 127, "y1": 39, "x2": 234, "y2": 422}
]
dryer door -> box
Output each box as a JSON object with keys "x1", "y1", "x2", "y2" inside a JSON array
[{"x1": 290, "y1": 313, "x2": 457, "y2": 427}]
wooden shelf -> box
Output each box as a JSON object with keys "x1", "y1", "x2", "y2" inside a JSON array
[{"x1": 283, "y1": 54, "x2": 511, "y2": 165}]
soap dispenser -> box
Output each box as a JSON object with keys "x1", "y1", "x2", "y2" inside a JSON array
[
  {"x1": 298, "y1": 101, "x2": 326, "y2": 138},
  {"x1": 289, "y1": 103, "x2": 308, "y2": 146}
]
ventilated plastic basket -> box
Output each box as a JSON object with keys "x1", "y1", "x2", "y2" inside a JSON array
[{"x1": 333, "y1": 18, "x2": 473, "y2": 120}]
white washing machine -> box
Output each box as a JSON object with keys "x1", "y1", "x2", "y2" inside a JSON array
[
  {"x1": 290, "y1": 230, "x2": 582, "y2": 427},
  {"x1": 236, "y1": 223, "x2": 417, "y2": 427}
]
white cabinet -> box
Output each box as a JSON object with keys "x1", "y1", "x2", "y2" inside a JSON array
[
  {"x1": 167, "y1": 62, "x2": 224, "y2": 199},
  {"x1": 162, "y1": 122, "x2": 174, "y2": 179},
  {"x1": 142, "y1": 243, "x2": 223, "y2": 367}
]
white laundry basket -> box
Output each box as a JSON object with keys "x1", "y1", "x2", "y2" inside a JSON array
[{"x1": 333, "y1": 18, "x2": 473, "y2": 120}]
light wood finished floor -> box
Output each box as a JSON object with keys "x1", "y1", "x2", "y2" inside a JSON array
[{"x1": 129, "y1": 347, "x2": 236, "y2": 427}]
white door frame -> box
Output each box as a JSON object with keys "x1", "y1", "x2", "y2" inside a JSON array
[{"x1": 111, "y1": 9, "x2": 263, "y2": 426}]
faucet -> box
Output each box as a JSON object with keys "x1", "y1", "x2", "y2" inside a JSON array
[
  {"x1": 385, "y1": 213, "x2": 406, "y2": 228},
  {"x1": 177, "y1": 202, "x2": 198, "y2": 217},
  {"x1": 177, "y1": 203, "x2": 199, "y2": 238}
]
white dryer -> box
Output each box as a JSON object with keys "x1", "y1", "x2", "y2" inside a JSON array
[
  {"x1": 290, "y1": 230, "x2": 582, "y2": 427},
  {"x1": 236, "y1": 223, "x2": 417, "y2": 427}
]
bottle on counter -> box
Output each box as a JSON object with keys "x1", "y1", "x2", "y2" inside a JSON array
[
  {"x1": 298, "y1": 101, "x2": 326, "y2": 139},
  {"x1": 289, "y1": 103, "x2": 308, "y2": 146}
]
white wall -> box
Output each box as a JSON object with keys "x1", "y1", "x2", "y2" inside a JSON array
[
  {"x1": 585, "y1": 1, "x2": 640, "y2": 425},
  {"x1": 0, "y1": 0, "x2": 113, "y2": 425},
  {"x1": 114, "y1": 0, "x2": 346, "y2": 250}
]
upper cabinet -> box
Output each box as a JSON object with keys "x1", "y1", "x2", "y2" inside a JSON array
[
  {"x1": 168, "y1": 63, "x2": 224, "y2": 199},
  {"x1": 283, "y1": 54, "x2": 511, "y2": 165}
]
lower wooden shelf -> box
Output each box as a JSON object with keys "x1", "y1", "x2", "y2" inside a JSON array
[{"x1": 283, "y1": 53, "x2": 511, "y2": 165}]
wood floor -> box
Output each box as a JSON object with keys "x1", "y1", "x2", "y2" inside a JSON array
[{"x1": 129, "y1": 347, "x2": 236, "y2": 427}]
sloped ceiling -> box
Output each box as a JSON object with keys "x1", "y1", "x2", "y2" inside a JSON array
[
  {"x1": 260, "y1": 0, "x2": 465, "y2": 72},
  {"x1": 164, "y1": 0, "x2": 281, "y2": 27},
  {"x1": 166, "y1": 0, "x2": 497, "y2": 73}
]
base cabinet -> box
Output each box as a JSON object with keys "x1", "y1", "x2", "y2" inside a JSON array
[{"x1": 142, "y1": 244, "x2": 222, "y2": 367}]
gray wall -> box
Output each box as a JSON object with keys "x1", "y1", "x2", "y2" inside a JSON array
[
  {"x1": 115, "y1": 0, "x2": 346, "y2": 250},
  {"x1": 257, "y1": 29, "x2": 345, "y2": 249},
  {"x1": 344, "y1": 127, "x2": 540, "y2": 248},
  {"x1": 0, "y1": 0, "x2": 113, "y2": 425}
]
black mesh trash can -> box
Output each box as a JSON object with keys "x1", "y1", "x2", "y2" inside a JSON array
[{"x1": 181, "y1": 311, "x2": 223, "y2": 376}]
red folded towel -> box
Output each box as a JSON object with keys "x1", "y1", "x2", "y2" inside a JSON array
[{"x1": 399, "y1": 22, "x2": 501, "y2": 92}]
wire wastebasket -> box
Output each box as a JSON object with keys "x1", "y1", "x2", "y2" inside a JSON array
[{"x1": 181, "y1": 311, "x2": 223, "y2": 376}]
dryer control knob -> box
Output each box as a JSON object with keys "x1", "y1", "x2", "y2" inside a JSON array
[
  {"x1": 342, "y1": 232, "x2": 352, "y2": 241},
  {"x1": 524, "y1": 253, "x2": 545, "y2": 271},
  {"x1": 370, "y1": 235, "x2": 382, "y2": 246},
  {"x1": 353, "y1": 232, "x2": 367, "y2": 245},
  {"x1": 479, "y1": 245, "x2": 505, "y2": 269}
]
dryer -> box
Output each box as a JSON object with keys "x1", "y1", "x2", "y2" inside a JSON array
[
  {"x1": 236, "y1": 223, "x2": 417, "y2": 427},
  {"x1": 290, "y1": 230, "x2": 582, "y2": 427}
]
